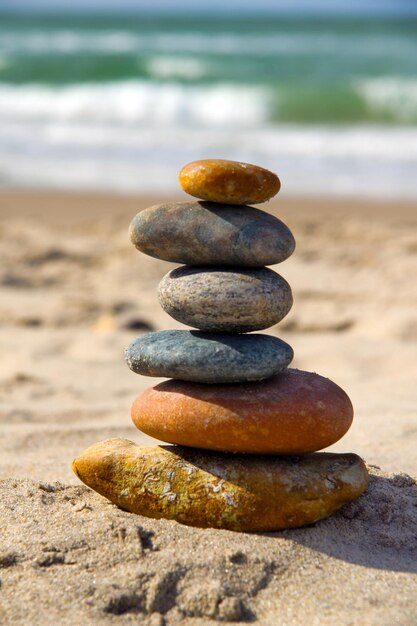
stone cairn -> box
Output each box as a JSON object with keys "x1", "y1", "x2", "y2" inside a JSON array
[{"x1": 73, "y1": 159, "x2": 369, "y2": 532}]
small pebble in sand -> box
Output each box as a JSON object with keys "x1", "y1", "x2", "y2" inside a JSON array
[
  {"x1": 72, "y1": 438, "x2": 369, "y2": 532},
  {"x1": 179, "y1": 159, "x2": 280, "y2": 205},
  {"x1": 131, "y1": 368, "x2": 354, "y2": 454},
  {"x1": 158, "y1": 266, "x2": 293, "y2": 333}
]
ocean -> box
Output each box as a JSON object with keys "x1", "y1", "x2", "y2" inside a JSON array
[{"x1": 1, "y1": 12, "x2": 417, "y2": 197}]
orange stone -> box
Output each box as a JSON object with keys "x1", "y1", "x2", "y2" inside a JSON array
[
  {"x1": 179, "y1": 159, "x2": 281, "y2": 205},
  {"x1": 131, "y1": 368, "x2": 354, "y2": 454}
]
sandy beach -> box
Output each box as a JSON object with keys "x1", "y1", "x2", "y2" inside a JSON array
[{"x1": 1, "y1": 189, "x2": 416, "y2": 625}]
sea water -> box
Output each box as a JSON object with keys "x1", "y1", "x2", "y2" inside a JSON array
[{"x1": 1, "y1": 12, "x2": 417, "y2": 197}]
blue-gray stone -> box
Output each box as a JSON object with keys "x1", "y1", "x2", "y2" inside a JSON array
[
  {"x1": 129, "y1": 201, "x2": 295, "y2": 267},
  {"x1": 125, "y1": 330, "x2": 293, "y2": 384}
]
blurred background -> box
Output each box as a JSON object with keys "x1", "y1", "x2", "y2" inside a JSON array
[{"x1": 1, "y1": 0, "x2": 417, "y2": 197}]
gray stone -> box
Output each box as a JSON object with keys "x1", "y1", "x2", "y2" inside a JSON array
[
  {"x1": 125, "y1": 330, "x2": 293, "y2": 383},
  {"x1": 129, "y1": 201, "x2": 295, "y2": 267},
  {"x1": 158, "y1": 267, "x2": 293, "y2": 332}
]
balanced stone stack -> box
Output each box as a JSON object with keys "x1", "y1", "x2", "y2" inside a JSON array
[{"x1": 73, "y1": 159, "x2": 369, "y2": 532}]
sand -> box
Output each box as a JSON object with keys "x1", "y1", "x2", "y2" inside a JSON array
[{"x1": 0, "y1": 189, "x2": 416, "y2": 625}]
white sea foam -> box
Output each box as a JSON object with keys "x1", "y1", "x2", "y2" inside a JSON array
[
  {"x1": 356, "y1": 77, "x2": 417, "y2": 123},
  {"x1": 0, "y1": 81, "x2": 270, "y2": 127},
  {"x1": 1, "y1": 29, "x2": 415, "y2": 57},
  {"x1": 6, "y1": 75, "x2": 415, "y2": 134},
  {"x1": 2, "y1": 115, "x2": 417, "y2": 198},
  {"x1": 0, "y1": 30, "x2": 140, "y2": 54},
  {"x1": 1, "y1": 80, "x2": 416, "y2": 198},
  {"x1": 1, "y1": 81, "x2": 417, "y2": 158},
  {"x1": 145, "y1": 56, "x2": 209, "y2": 80}
]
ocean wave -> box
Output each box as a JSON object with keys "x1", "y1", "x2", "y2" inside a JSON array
[
  {"x1": 0, "y1": 54, "x2": 9, "y2": 70},
  {"x1": 144, "y1": 56, "x2": 210, "y2": 80},
  {"x1": 2, "y1": 78, "x2": 417, "y2": 128},
  {"x1": 0, "y1": 31, "x2": 141, "y2": 55},
  {"x1": 356, "y1": 77, "x2": 417, "y2": 124},
  {"x1": 2, "y1": 65, "x2": 417, "y2": 126},
  {"x1": 1, "y1": 16, "x2": 416, "y2": 197},
  {"x1": 1, "y1": 29, "x2": 416, "y2": 58},
  {"x1": 1, "y1": 119, "x2": 417, "y2": 197},
  {"x1": 0, "y1": 81, "x2": 270, "y2": 127}
]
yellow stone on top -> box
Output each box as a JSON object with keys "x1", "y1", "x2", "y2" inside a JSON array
[{"x1": 179, "y1": 159, "x2": 281, "y2": 205}]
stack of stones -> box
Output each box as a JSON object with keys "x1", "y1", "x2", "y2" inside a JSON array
[{"x1": 73, "y1": 159, "x2": 369, "y2": 532}]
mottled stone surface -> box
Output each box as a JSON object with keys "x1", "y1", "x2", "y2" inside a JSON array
[
  {"x1": 129, "y1": 201, "x2": 295, "y2": 267},
  {"x1": 158, "y1": 266, "x2": 293, "y2": 332},
  {"x1": 179, "y1": 159, "x2": 281, "y2": 205},
  {"x1": 132, "y1": 368, "x2": 354, "y2": 454},
  {"x1": 72, "y1": 438, "x2": 369, "y2": 531},
  {"x1": 125, "y1": 330, "x2": 293, "y2": 383}
]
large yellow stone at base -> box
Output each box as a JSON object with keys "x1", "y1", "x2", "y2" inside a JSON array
[{"x1": 72, "y1": 439, "x2": 369, "y2": 532}]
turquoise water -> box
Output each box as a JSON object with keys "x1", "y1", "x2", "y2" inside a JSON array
[{"x1": 1, "y1": 12, "x2": 417, "y2": 195}]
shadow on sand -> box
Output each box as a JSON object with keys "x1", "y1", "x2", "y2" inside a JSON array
[
  {"x1": 164, "y1": 446, "x2": 416, "y2": 573},
  {"x1": 265, "y1": 470, "x2": 417, "y2": 573}
]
